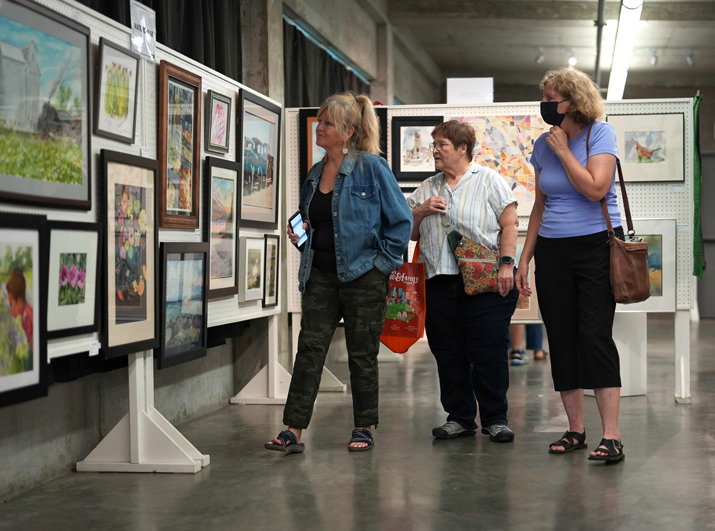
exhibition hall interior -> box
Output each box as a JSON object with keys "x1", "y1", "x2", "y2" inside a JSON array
[{"x1": 1, "y1": 0, "x2": 714, "y2": 529}]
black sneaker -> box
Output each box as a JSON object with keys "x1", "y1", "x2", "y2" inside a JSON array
[
  {"x1": 432, "y1": 421, "x2": 477, "y2": 439},
  {"x1": 481, "y1": 424, "x2": 515, "y2": 443},
  {"x1": 510, "y1": 349, "x2": 529, "y2": 366}
]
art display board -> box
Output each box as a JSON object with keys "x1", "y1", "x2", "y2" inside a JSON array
[{"x1": 0, "y1": 0, "x2": 284, "y2": 362}]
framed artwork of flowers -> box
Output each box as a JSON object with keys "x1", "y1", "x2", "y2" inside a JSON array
[
  {"x1": 47, "y1": 221, "x2": 102, "y2": 339},
  {"x1": 102, "y1": 149, "x2": 159, "y2": 359},
  {"x1": 0, "y1": 212, "x2": 48, "y2": 408},
  {"x1": 158, "y1": 60, "x2": 202, "y2": 228},
  {"x1": 205, "y1": 90, "x2": 232, "y2": 154}
]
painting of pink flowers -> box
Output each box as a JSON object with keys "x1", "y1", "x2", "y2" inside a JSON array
[{"x1": 58, "y1": 253, "x2": 87, "y2": 306}]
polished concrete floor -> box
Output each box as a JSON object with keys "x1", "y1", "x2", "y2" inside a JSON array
[{"x1": 1, "y1": 314, "x2": 715, "y2": 531}]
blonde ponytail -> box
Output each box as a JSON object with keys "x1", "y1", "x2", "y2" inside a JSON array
[{"x1": 317, "y1": 92, "x2": 381, "y2": 156}]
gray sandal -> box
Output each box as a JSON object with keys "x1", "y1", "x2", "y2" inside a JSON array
[
  {"x1": 348, "y1": 428, "x2": 374, "y2": 452},
  {"x1": 265, "y1": 430, "x2": 305, "y2": 453}
]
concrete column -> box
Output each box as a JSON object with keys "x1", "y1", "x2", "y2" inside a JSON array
[
  {"x1": 240, "y1": 0, "x2": 284, "y2": 103},
  {"x1": 371, "y1": 23, "x2": 394, "y2": 104}
]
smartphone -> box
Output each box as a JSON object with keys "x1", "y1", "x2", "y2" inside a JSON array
[{"x1": 289, "y1": 211, "x2": 308, "y2": 247}]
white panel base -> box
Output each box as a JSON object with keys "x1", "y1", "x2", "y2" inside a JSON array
[
  {"x1": 230, "y1": 364, "x2": 291, "y2": 405},
  {"x1": 319, "y1": 367, "x2": 348, "y2": 392},
  {"x1": 586, "y1": 312, "x2": 647, "y2": 398},
  {"x1": 674, "y1": 309, "x2": 692, "y2": 403}
]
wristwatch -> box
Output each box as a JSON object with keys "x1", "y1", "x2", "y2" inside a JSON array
[{"x1": 498, "y1": 256, "x2": 515, "y2": 266}]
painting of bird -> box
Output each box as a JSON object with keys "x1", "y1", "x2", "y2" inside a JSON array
[{"x1": 635, "y1": 141, "x2": 662, "y2": 160}]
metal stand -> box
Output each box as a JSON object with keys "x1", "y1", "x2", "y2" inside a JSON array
[
  {"x1": 77, "y1": 350, "x2": 209, "y2": 474},
  {"x1": 231, "y1": 315, "x2": 292, "y2": 404}
]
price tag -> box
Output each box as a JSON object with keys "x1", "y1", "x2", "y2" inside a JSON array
[
  {"x1": 669, "y1": 184, "x2": 685, "y2": 194},
  {"x1": 141, "y1": 147, "x2": 150, "y2": 158},
  {"x1": 677, "y1": 224, "x2": 690, "y2": 233},
  {"x1": 88, "y1": 340, "x2": 100, "y2": 357}
]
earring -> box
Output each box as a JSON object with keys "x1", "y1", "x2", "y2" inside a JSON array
[{"x1": 342, "y1": 147, "x2": 348, "y2": 154}]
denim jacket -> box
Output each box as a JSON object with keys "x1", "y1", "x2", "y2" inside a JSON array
[{"x1": 297, "y1": 151, "x2": 413, "y2": 292}]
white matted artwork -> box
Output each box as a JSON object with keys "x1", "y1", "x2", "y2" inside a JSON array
[
  {"x1": 401, "y1": 126, "x2": 435, "y2": 172},
  {"x1": 238, "y1": 236, "x2": 265, "y2": 302},
  {"x1": 616, "y1": 218, "x2": 676, "y2": 313},
  {"x1": 607, "y1": 113, "x2": 684, "y2": 182}
]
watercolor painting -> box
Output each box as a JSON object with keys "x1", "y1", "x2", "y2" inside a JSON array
[
  {"x1": 624, "y1": 131, "x2": 666, "y2": 164},
  {"x1": 400, "y1": 126, "x2": 435, "y2": 172},
  {"x1": 210, "y1": 99, "x2": 228, "y2": 147},
  {"x1": 246, "y1": 248, "x2": 261, "y2": 290},
  {"x1": 166, "y1": 79, "x2": 195, "y2": 214},
  {"x1": 164, "y1": 256, "x2": 204, "y2": 355},
  {"x1": 0, "y1": 243, "x2": 34, "y2": 376},
  {"x1": 642, "y1": 234, "x2": 663, "y2": 296},
  {"x1": 96, "y1": 39, "x2": 139, "y2": 143},
  {"x1": 243, "y1": 111, "x2": 276, "y2": 209},
  {"x1": 210, "y1": 176, "x2": 235, "y2": 280},
  {"x1": 58, "y1": 253, "x2": 86, "y2": 306}
]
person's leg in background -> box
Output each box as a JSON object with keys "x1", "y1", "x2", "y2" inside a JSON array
[
  {"x1": 526, "y1": 324, "x2": 547, "y2": 360},
  {"x1": 509, "y1": 324, "x2": 528, "y2": 365}
]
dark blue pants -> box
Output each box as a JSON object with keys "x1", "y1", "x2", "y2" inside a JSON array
[
  {"x1": 425, "y1": 274, "x2": 519, "y2": 429},
  {"x1": 525, "y1": 324, "x2": 543, "y2": 351}
]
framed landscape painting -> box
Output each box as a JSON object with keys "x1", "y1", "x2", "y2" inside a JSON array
[
  {"x1": 159, "y1": 60, "x2": 202, "y2": 228},
  {"x1": 0, "y1": 0, "x2": 92, "y2": 210},
  {"x1": 391, "y1": 117, "x2": 443, "y2": 181},
  {"x1": 238, "y1": 236, "x2": 264, "y2": 302},
  {"x1": 204, "y1": 157, "x2": 240, "y2": 299},
  {"x1": 607, "y1": 113, "x2": 684, "y2": 182},
  {"x1": 47, "y1": 221, "x2": 102, "y2": 339},
  {"x1": 263, "y1": 234, "x2": 279, "y2": 308},
  {"x1": 0, "y1": 213, "x2": 48, "y2": 408},
  {"x1": 94, "y1": 37, "x2": 140, "y2": 144},
  {"x1": 102, "y1": 150, "x2": 159, "y2": 359},
  {"x1": 239, "y1": 90, "x2": 281, "y2": 229},
  {"x1": 205, "y1": 90, "x2": 232, "y2": 154},
  {"x1": 157, "y1": 242, "x2": 209, "y2": 370}
]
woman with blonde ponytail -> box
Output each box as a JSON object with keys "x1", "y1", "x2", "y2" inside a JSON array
[{"x1": 266, "y1": 92, "x2": 412, "y2": 453}]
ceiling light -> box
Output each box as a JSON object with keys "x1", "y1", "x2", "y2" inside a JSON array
[
  {"x1": 567, "y1": 48, "x2": 577, "y2": 66},
  {"x1": 650, "y1": 49, "x2": 657, "y2": 66},
  {"x1": 607, "y1": 0, "x2": 644, "y2": 100},
  {"x1": 685, "y1": 48, "x2": 695, "y2": 66},
  {"x1": 535, "y1": 47, "x2": 545, "y2": 64}
]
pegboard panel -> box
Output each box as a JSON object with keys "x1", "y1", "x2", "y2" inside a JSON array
[
  {"x1": 285, "y1": 109, "x2": 303, "y2": 313},
  {"x1": 0, "y1": 0, "x2": 283, "y2": 358}
]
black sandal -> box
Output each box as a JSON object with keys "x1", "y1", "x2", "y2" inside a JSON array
[
  {"x1": 549, "y1": 430, "x2": 587, "y2": 454},
  {"x1": 588, "y1": 438, "x2": 625, "y2": 462},
  {"x1": 348, "y1": 428, "x2": 374, "y2": 452},
  {"x1": 265, "y1": 430, "x2": 305, "y2": 453}
]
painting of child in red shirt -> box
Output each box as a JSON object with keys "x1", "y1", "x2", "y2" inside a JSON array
[{"x1": 6, "y1": 268, "x2": 33, "y2": 351}]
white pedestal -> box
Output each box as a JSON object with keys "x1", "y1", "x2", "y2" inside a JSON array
[{"x1": 77, "y1": 350, "x2": 209, "y2": 474}]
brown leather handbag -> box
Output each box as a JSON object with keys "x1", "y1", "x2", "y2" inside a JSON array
[{"x1": 587, "y1": 124, "x2": 651, "y2": 304}]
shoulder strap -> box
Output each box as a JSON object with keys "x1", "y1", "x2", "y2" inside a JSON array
[
  {"x1": 589, "y1": 122, "x2": 635, "y2": 238},
  {"x1": 438, "y1": 177, "x2": 453, "y2": 233}
]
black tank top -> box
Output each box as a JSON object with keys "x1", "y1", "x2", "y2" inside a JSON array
[{"x1": 309, "y1": 188, "x2": 337, "y2": 274}]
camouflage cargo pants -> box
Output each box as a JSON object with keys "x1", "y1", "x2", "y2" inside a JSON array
[{"x1": 283, "y1": 266, "x2": 389, "y2": 429}]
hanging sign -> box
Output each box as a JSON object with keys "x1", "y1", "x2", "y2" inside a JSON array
[{"x1": 130, "y1": 0, "x2": 157, "y2": 62}]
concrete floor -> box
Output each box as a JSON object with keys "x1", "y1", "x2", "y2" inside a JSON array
[{"x1": 1, "y1": 314, "x2": 714, "y2": 531}]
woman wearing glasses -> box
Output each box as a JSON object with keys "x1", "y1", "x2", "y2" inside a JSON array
[{"x1": 408, "y1": 120, "x2": 520, "y2": 443}]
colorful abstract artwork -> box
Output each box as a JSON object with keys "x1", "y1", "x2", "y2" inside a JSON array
[
  {"x1": 642, "y1": 235, "x2": 663, "y2": 296},
  {"x1": 455, "y1": 115, "x2": 549, "y2": 217}
]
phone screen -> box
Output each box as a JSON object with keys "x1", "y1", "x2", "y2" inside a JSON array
[{"x1": 290, "y1": 212, "x2": 308, "y2": 247}]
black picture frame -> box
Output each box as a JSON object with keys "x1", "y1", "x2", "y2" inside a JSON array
[
  {"x1": 46, "y1": 220, "x2": 103, "y2": 340},
  {"x1": 101, "y1": 149, "x2": 160, "y2": 359},
  {"x1": 204, "y1": 156, "x2": 241, "y2": 299},
  {"x1": 238, "y1": 89, "x2": 282, "y2": 229},
  {"x1": 205, "y1": 90, "x2": 232, "y2": 154},
  {"x1": 0, "y1": 0, "x2": 92, "y2": 210},
  {"x1": 375, "y1": 106, "x2": 389, "y2": 160},
  {"x1": 156, "y1": 242, "x2": 209, "y2": 370},
  {"x1": 94, "y1": 37, "x2": 141, "y2": 144},
  {"x1": 262, "y1": 234, "x2": 280, "y2": 308},
  {"x1": 391, "y1": 116, "x2": 443, "y2": 182},
  {"x1": 0, "y1": 212, "x2": 48, "y2": 408}
]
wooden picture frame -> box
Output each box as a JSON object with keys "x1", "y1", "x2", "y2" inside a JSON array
[
  {"x1": 94, "y1": 37, "x2": 141, "y2": 144},
  {"x1": 238, "y1": 90, "x2": 281, "y2": 229},
  {"x1": 205, "y1": 90, "x2": 232, "y2": 154},
  {"x1": 101, "y1": 150, "x2": 159, "y2": 359},
  {"x1": 158, "y1": 60, "x2": 202, "y2": 228},
  {"x1": 391, "y1": 116, "x2": 443, "y2": 182},
  {"x1": 204, "y1": 156, "x2": 241, "y2": 299},
  {"x1": 263, "y1": 234, "x2": 279, "y2": 308},
  {"x1": 0, "y1": 0, "x2": 92, "y2": 210},
  {"x1": 0, "y1": 212, "x2": 48, "y2": 408},
  {"x1": 46, "y1": 221, "x2": 103, "y2": 339},
  {"x1": 157, "y1": 242, "x2": 209, "y2": 370}
]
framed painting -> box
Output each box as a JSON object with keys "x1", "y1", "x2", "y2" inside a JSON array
[
  {"x1": 391, "y1": 117, "x2": 443, "y2": 182},
  {"x1": 205, "y1": 90, "x2": 232, "y2": 154},
  {"x1": 616, "y1": 218, "x2": 676, "y2": 313},
  {"x1": 263, "y1": 234, "x2": 279, "y2": 308},
  {"x1": 450, "y1": 115, "x2": 550, "y2": 217},
  {"x1": 204, "y1": 156, "x2": 241, "y2": 299},
  {"x1": 157, "y1": 242, "x2": 209, "y2": 370},
  {"x1": 47, "y1": 221, "x2": 102, "y2": 339},
  {"x1": 238, "y1": 236, "x2": 264, "y2": 302},
  {"x1": 607, "y1": 113, "x2": 684, "y2": 182},
  {"x1": 0, "y1": 0, "x2": 92, "y2": 210},
  {"x1": 94, "y1": 37, "x2": 140, "y2": 144},
  {"x1": 158, "y1": 60, "x2": 202, "y2": 228},
  {"x1": 238, "y1": 90, "x2": 281, "y2": 229},
  {"x1": 102, "y1": 150, "x2": 159, "y2": 359},
  {"x1": 512, "y1": 233, "x2": 540, "y2": 322},
  {"x1": 0, "y1": 212, "x2": 48, "y2": 408}
]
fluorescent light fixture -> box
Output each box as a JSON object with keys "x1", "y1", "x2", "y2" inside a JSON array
[
  {"x1": 607, "y1": 0, "x2": 644, "y2": 100},
  {"x1": 568, "y1": 55, "x2": 578, "y2": 67}
]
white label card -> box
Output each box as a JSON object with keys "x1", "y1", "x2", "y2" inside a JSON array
[{"x1": 89, "y1": 340, "x2": 100, "y2": 357}]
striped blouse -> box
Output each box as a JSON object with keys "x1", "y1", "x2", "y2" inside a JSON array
[{"x1": 407, "y1": 163, "x2": 517, "y2": 279}]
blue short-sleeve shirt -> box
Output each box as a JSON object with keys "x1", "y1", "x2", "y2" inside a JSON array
[{"x1": 531, "y1": 121, "x2": 622, "y2": 238}]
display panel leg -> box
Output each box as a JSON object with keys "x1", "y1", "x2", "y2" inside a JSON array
[
  {"x1": 231, "y1": 314, "x2": 291, "y2": 404},
  {"x1": 675, "y1": 309, "x2": 691, "y2": 404},
  {"x1": 77, "y1": 350, "x2": 209, "y2": 473}
]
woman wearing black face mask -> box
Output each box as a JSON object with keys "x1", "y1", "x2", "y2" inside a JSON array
[{"x1": 514, "y1": 67, "x2": 626, "y2": 463}]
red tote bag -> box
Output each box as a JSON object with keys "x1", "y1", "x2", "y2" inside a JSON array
[{"x1": 380, "y1": 242, "x2": 426, "y2": 354}]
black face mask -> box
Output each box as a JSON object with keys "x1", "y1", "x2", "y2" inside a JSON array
[{"x1": 540, "y1": 99, "x2": 569, "y2": 126}]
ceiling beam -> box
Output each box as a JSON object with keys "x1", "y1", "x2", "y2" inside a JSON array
[{"x1": 388, "y1": 2, "x2": 715, "y2": 23}]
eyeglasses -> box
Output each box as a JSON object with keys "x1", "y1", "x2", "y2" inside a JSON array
[{"x1": 428, "y1": 141, "x2": 452, "y2": 152}]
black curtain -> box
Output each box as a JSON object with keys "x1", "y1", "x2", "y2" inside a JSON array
[
  {"x1": 284, "y1": 21, "x2": 370, "y2": 108},
  {"x1": 77, "y1": 0, "x2": 241, "y2": 82}
]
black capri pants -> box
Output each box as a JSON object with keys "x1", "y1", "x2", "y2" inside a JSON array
[{"x1": 534, "y1": 228, "x2": 623, "y2": 391}]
